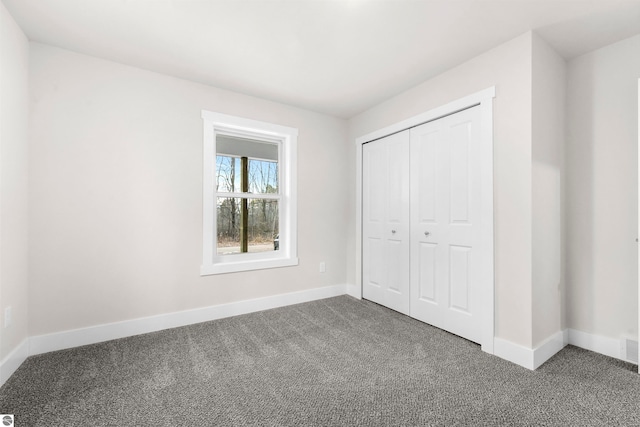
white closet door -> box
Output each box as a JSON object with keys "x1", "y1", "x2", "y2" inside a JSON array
[
  {"x1": 362, "y1": 130, "x2": 410, "y2": 315},
  {"x1": 410, "y1": 106, "x2": 484, "y2": 343}
]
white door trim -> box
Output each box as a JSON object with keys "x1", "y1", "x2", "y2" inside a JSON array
[
  {"x1": 354, "y1": 87, "x2": 495, "y2": 354},
  {"x1": 637, "y1": 78, "x2": 639, "y2": 373}
]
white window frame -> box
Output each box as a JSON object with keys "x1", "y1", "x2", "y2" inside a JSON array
[{"x1": 201, "y1": 110, "x2": 298, "y2": 275}]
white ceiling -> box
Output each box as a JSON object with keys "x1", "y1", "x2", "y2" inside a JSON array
[{"x1": 4, "y1": 0, "x2": 640, "y2": 118}]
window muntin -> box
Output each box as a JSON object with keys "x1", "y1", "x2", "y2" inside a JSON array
[{"x1": 201, "y1": 111, "x2": 298, "y2": 275}]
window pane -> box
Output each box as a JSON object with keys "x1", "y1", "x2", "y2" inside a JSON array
[
  {"x1": 215, "y1": 155, "x2": 241, "y2": 193},
  {"x1": 216, "y1": 197, "x2": 279, "y2": 255},
  {"x1": 248, "y1": 159, "x2": 278, "y2": 194},
  {"x1": 247, "y1": 199, "x2": 279, "y2": 252},
  {"x1": 216, "y1": 157, "x2": 278, "y2": 195},
  {"x1": 216, "y1": 134, "x2": 279, "y2": 196}
]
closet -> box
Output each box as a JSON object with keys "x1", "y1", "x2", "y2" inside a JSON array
[{"x1": 362, "y1": 105, "x2": 489, "y2": 345}]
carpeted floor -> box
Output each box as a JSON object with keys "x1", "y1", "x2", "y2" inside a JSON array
[{"x1": 1, "y1": 295, "x2": 639, "y2": 426}]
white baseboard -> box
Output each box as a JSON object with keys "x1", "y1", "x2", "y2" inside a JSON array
[
  {"x1": 567, "y1": 328, "x2": 638, "y2": 363},
  {"x1": 494, "y1": 338, "x2": 534, "y2": 369},
  {"x1": 0, "y1": 338, "x2": 29, "y2": 388},
  {"x1": 30, "y1": 284, "x2": 348, "y2": 356},
  {"x1": 494, "y1": 330, "x2": 567, "y2": 370},
  {"x1": 346, "y1": 283, "x2": 361, "y2": 299},
  {"x1": 495, "y1": 328, "x2": 640, "y2": 370},
  {"x1": 533, "y1": 330, "x2": 568, "y2": 369}
]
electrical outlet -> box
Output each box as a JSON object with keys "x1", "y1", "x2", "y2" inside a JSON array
[
  {"x1": 4, "y1": 306, "x2": 12, "y2": 328},
  {"x1": 319, "y1": 262, "x2": 326, "y2": 273}
]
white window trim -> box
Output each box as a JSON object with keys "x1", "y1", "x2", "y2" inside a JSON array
[{"x1": 201, "y1": 111, "x2": 298, "y2": 275}]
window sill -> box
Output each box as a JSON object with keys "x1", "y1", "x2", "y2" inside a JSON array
[{"x1": 200, "y1": 256, "x2": 299, "y2": 276}]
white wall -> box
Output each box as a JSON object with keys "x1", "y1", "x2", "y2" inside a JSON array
[
  {"x1": 531, "y1": 33, "x2": 566, "y2": 347},
  {"x1": 566, "y1": 34, "x2": 640, "y2": 341},
  {"x1": 349, "y1": 32, "x2": 535, "y2": 347},
  {"x1": 28, "y1": 43, "x2": 349, "y2": 336},
  {"x1": 0, "y1": 2, "x2": 29, "y2": 363}
]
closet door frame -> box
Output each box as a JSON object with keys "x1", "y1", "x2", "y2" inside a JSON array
[{"x1": 354, "y1": 87, "x2": 496, "y2": 355}]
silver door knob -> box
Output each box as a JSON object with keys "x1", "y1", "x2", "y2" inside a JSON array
[
  {"x1": 391, "y1": 230, "x2": 396, "y2": 234},
  {"x1": 424, "y1": 232, "x2": 430, "y2": 237}
]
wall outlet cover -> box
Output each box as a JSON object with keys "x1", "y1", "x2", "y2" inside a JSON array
[{"x1": 4, "y1": 306, "x2": 12, "y2": 328}]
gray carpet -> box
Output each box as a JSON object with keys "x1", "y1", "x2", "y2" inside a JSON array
[{"x1": 1, "y1": 295, "x2": 639, "y2": 426}]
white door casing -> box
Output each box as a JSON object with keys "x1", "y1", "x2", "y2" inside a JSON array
[
  {"x1": 410, "y1": 106, "x2": 485, "y2": 344},
  {"x1": 362, "y1": 130, "x2": 411, "y2": 315}
]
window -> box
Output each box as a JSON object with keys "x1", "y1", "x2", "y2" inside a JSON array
[{"x1": 201, "y1": 111, "x2": 298, "y2": 275}]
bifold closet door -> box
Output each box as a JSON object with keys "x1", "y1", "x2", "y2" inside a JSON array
[
  {"x1": 409, "y1": 106, "x2": 484, "y2": 344},
  {"x1": 362, "y1": 130, "x2": 410, "y2": 315}
]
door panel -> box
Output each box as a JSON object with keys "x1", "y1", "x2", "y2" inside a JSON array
[
  {"x1": 367, "y1": 237, "x2": 383, "y2": 287},
  {"x1": 362, "y1": 131, "x2": 410, "y2": 315},
  {"x1": 363, "y1": 141, "x2": 386, "y2": 306},
  {"x1": 387, "y1": 239, "x2": 404, "y2": 293},
  {"x1": 418, "y1": 242, "x2": 437, "y2": 301},
  {"x1": 449, "y1": 121, "x2": 471, "y2": 224},
  {"x1": 367, "y1": 144, "x2": 385, "y2": 223},
  {"x1": 410, "y1": 106, "x2": 484, "y2": 344},
  {"x1": 417, "y1": 128, "x2": 438, "y2": 223},
  {"x1": 449, "y1": 245, "x2": 471, "y2": 312}
]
